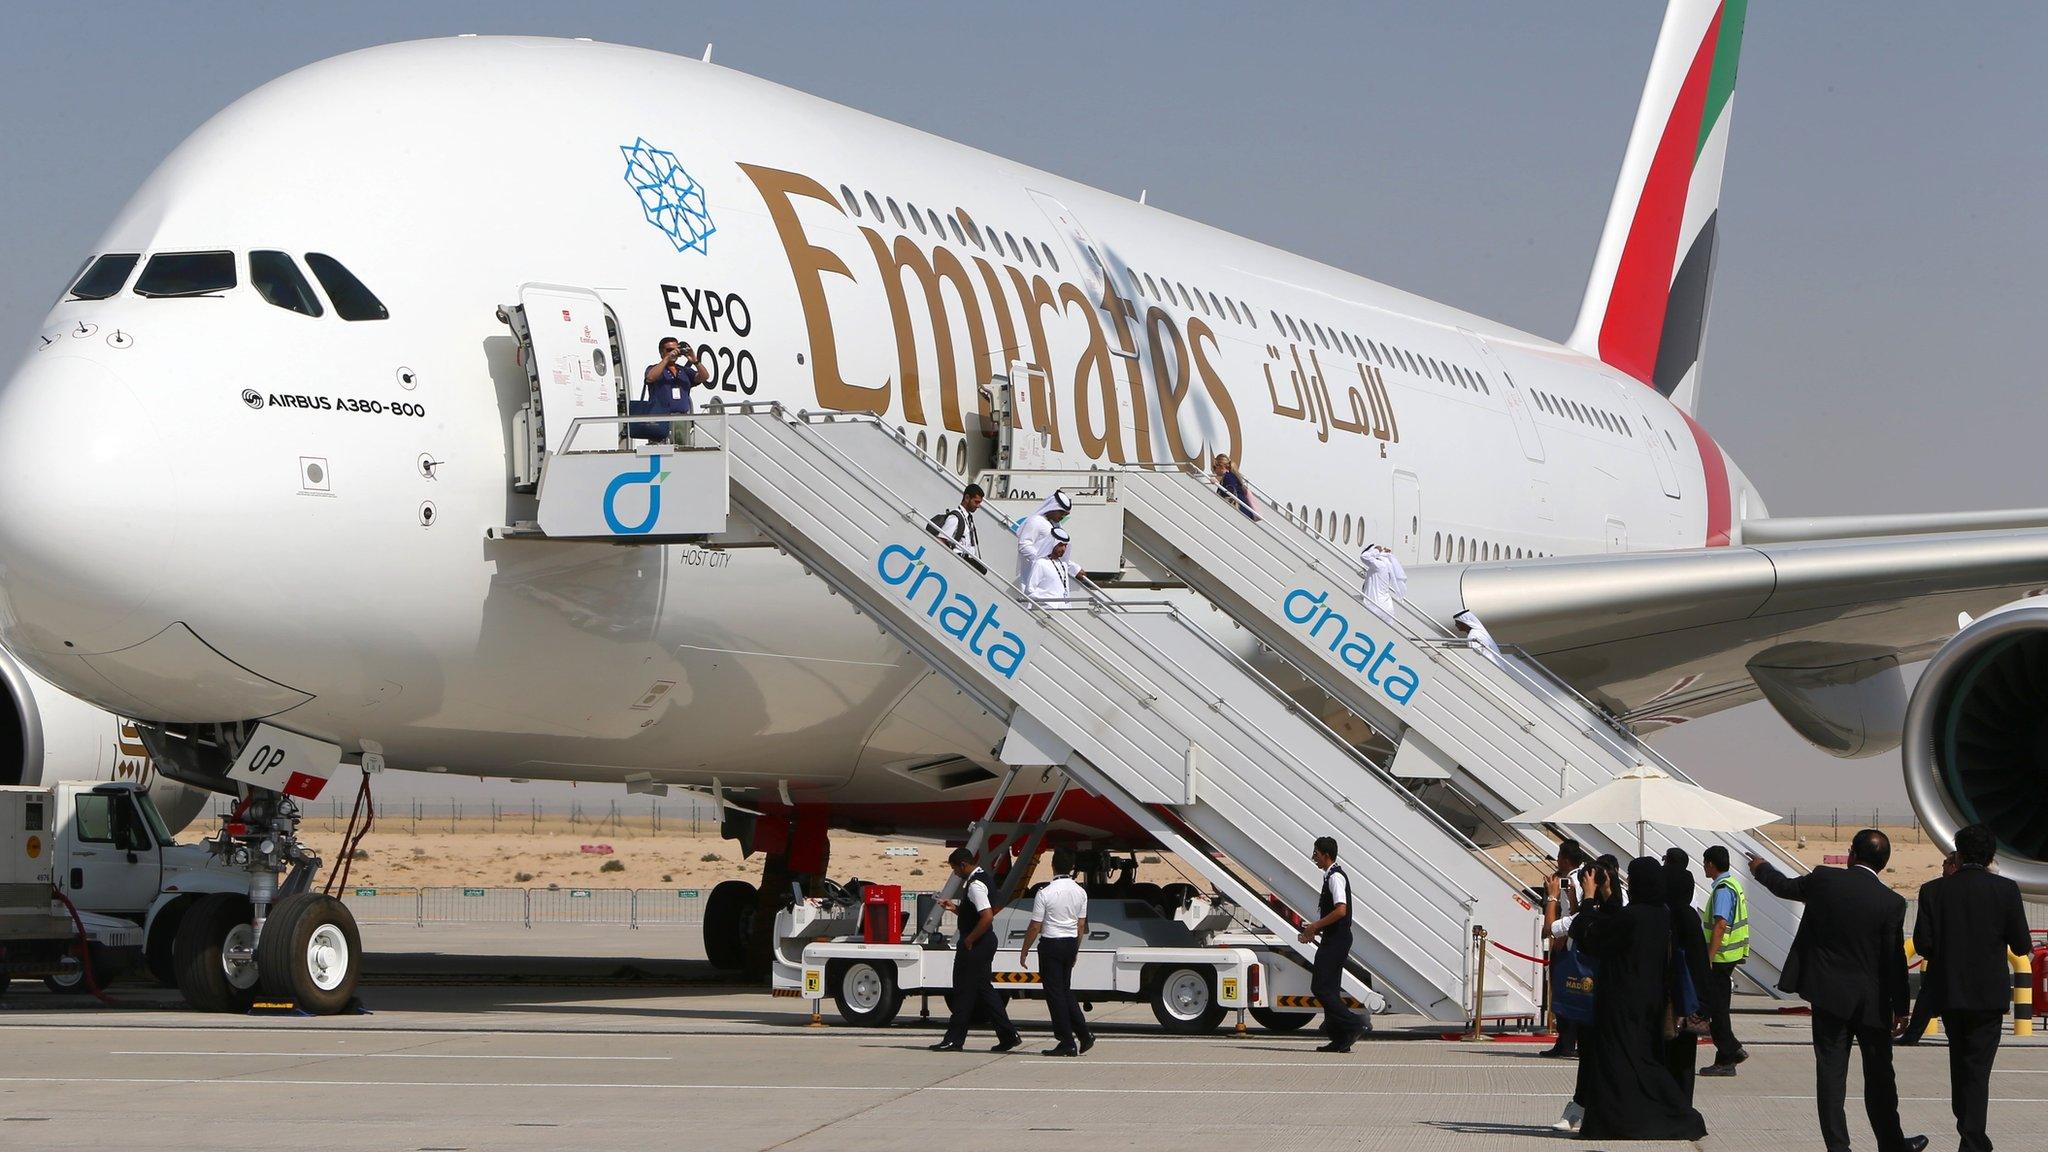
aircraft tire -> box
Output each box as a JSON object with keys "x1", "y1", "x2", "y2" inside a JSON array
[
  {"x1": 703, "y1": 879, "x2": 757, "y2": 972},
  {"x1": 173, "y1": 893, "x2": 260, "y2": 1012},
  {"x1": 256, "y1": 893, "x2": 360, "y2": 1014}
]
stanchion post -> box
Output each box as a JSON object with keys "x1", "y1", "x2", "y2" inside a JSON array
[
  {"x1": 2014, "y1": 949, "x2": 2035, "y2": 1037},
  {"x1": 809, "y1": 998, "x2": 826, "y2": 1028},
  {"x1": 1466, "y1": 926, "x2": 1491, "y2": 1042}
]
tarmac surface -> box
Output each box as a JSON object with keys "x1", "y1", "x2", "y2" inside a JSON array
[{"x1": 1, "y1": 970, "x2": 2041, "y2": 1152}]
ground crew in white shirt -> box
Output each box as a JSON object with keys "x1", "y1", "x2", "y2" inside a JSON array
[{"x1": 1019, "y1": 848, "x2": 1093, "y2": 1056}]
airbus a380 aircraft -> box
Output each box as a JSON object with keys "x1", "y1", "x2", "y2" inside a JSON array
[{"x1": 3, "y1": 0, "x2": 2046, "y2": 968}]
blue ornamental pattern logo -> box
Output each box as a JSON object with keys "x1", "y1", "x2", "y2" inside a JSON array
[{"x1": 620, "y1": 137, "x2": 715, "y2": 254}]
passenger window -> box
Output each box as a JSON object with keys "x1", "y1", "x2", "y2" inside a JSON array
[
  {"x1": 303, "y1": 254, "x2": 388, "y2": 321},
  {"x1": 865, "y1": 191, "x2": 884, "y2": 220},
  {"x1": 906, "y1": 202, "x2": 927, "y2": 234},
  {"x1": 946, "y1": 216, "x2": 965, "y2": 246},
  {"x1": 133, "y1": 251, "x2": 236, "y2": 298},
  {"x1": 1143, "y1": 274, "x2": 1158, "y2": 298},
  {"x1": 840, "y1": 184, "x2": 861, "y2": 216},
  {"x1": 887, "y1": 198, "x2": 906, "y2": 228},
  {"x1": 1206, "y1": 290, "x2": 1222, "y2": 315},
  {"x1": 250, "y1": 251, "x2": 323, "y2": 318},
  {"x1": 1040, "y1": 242, "x2": 1059, "y2": 272},
  {"x1": 70, "y1": 253, "x2": 140, "y2": 300},
  {"x1": 1005, "y1": 233, "x2": 1024, "y2": 262}
]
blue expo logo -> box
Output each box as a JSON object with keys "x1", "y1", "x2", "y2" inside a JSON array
[
  {"x1": 620, "y1": 137, "x2": 715, "y2": 254},
  {"x1": 603, "y1": 457, "x2": 671, "y2": 535}
]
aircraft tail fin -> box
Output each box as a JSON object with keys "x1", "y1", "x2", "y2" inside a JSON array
[{"x1": 1566, "y1": 0, "x2": 1749, "y2": 414}]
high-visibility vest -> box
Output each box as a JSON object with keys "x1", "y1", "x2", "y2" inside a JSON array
[{"x1": 1702, "y1": 873, "x2": 1751, "y2": 963}]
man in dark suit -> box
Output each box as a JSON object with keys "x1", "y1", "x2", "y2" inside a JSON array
[
  {"x1": 1913, "y1": 823, "x2": 2032, "y2": 1152},
  {"x1": 1749, "y1": 830, "x2": 1927, "y2": 1152}
]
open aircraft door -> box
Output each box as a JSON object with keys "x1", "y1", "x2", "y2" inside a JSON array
[{"x1": 500, "y1": 284, "x2": 627, "y2": 489}]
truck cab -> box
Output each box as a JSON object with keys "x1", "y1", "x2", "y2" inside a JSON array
[{"x1": 41, "y1": 780, "x2": 244, "y2": 986}]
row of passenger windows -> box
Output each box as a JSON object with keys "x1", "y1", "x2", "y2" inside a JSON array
[
  {"x1": 1435, "y1": 532, "x2": 1548, "y2": 564},
  {"x1": 1129, "y1": 271, "x2": 1257, "y2": 329},
  {"x1": 1271, "y1": 498, "x2": 1555, "y2": 564},
  {"x1": 67, "y1": 250, "x2": 389, "y2": 321},
  {"x1": 1532, "y1": 389, "x2": 1631, "y2": 438},
  {"x1": 838, "y1": 184, "x2": 1063, "y2": 275}
]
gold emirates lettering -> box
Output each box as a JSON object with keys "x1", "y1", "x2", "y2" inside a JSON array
[{"x1": 739, "y1": 163, "x2": 1253, "y2": 468}]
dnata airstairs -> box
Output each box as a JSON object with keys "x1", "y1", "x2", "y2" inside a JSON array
[
  {"x1": 1100, "y1": 469, "x2": 1807, "y2": 995},
  {"x1": 517, "y1": 403, "x2": 1543, "y2": 1024}
]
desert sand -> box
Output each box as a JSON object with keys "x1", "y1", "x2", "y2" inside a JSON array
[{"x1": 296, "y1": 812, "x2": 1951, "y2": 896}]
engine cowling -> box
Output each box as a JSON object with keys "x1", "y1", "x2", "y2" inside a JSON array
[
  {"x1": 1903, "y1": 598, "x2": 2048, "y2": 893},
  {"x1": 0, "y1": 642, "x2": 209, "y2": 832}
]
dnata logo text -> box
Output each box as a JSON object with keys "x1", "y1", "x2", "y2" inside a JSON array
[
  {"x1": 1282, "y1": 588, "x2": 1421, "y2": 705},
  {"x1": 603, "y1": 456, "x2": 671, "y2": 535},
  {"x1": 877, "y1": 543, "x2": 1028, "y2": 679}
]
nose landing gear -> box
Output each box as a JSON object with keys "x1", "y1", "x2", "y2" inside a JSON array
[{"x1": 172, "y1": 788, "x2": 363, "y2": 1014}]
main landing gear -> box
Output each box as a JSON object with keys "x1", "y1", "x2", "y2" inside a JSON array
[{"x1": 172, "y1": 788, "x2": 363, "y2": 1014}]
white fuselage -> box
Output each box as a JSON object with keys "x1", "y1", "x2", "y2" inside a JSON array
[{"x1": 0, "y1": 38, "x2": 1756, "y2": 829}]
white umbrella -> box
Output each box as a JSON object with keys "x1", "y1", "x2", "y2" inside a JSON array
[{"x1": 1509, "y1": 767, "x2": 1779, "y2": 855}]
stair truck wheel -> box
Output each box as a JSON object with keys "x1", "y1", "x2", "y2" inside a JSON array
[
  {"x1": 1249, "y1": 1006, "x2": 1317, "y2": 1033},
  {"x1": 172, "y1": 893, "x2": 260, "y2": 1012},
  {"x1": 256, "y1": 893, "x2": 361, "y2": 1014},
  {"x1": 703, "y1": 880, "x2": 757, "y2": 973},
  {"x1": 1150, "y1": 965, "x2": 1227, "y2": 1034},
  {"x1": 831, "y1": 959, "x2": 904, "y2": 1026}
]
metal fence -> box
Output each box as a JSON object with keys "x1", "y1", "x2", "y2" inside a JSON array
[{"x1": 342, "y1": 886, "x2": 709, "y2": 929}]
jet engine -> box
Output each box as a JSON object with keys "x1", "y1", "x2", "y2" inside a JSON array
[
  {"x1": 1902, "y1": 598, "x2": 2048, "y2": 893},
  {"x1": 0, "y1": 642, "x2": 208, "y2": 831}
]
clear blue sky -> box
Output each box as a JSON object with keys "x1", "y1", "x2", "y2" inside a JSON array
[{"x1": 3, "y1": 3, "x2": 2041, "y2": 809}]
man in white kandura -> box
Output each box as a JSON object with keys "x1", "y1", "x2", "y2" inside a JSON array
[
  {"x1": 1358, "y1": 543, "x2": 1408, "y2": 620},
  {"x1": 1014, "y1": 490, "x2": 1073, "y2": 586},
  {"x1": 1020, "y1": 527, "x2": 1080, "y2": 604}
]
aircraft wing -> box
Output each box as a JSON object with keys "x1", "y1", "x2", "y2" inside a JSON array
[{"x1": 1403, "y1": 526, "x2": 2048, "y2": 728}]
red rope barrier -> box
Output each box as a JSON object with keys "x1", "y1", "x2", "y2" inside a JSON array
[{"x1": 1489, "y1": 939, "x2": 1550, "y2": 966}]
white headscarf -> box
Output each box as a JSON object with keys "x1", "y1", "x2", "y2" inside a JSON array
[
  {"x1": 1032, "y1": 491, "x2": 1073, "y2": 519},
  {"x1": 1453, "y1": 609, "x2": 1500, "y2": 654}
]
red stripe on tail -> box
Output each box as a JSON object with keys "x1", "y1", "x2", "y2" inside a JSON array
[{"x1": 1597, "y1": 5, "x2": 1723, "y2": 385}]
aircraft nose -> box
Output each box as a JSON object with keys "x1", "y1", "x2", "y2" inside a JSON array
[{"x1": 0, "y1": 354, "x2": 180, "y2": 656}]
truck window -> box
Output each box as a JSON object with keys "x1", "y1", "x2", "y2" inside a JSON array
[
  {"x1": 75, "y1": 793, "x2": 153, "y2": 852},
  {"x1": 136, "y1": 793, "x2": 176, "y2": 847}
]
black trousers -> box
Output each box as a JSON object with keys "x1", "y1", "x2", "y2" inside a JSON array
[
  {"x1": 1942, "y1": 1009, "x2": 2004, "y2": 1152},
  {"x1": 943, "y1": 937, "x2": 1018, "y2": 1046},
  {"x1": 1811, "y1": 1008, "x2": 1905, "y2": 1152},
  {"x1": 1038, "y1": 937, "x2": 1089, "y2": 1049},
  {"x1": 1312, "y1": 925, "x2": 1362, "y2": 1039},
  {"x1": 1707, "y1": 961, "x2": 1742, "y2": 1061}
]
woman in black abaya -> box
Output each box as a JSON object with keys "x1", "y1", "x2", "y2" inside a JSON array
[
  {"x1": 1568, "y1": 856, "x2": 1708, "y2": 1141},
  {"x1": 1662, "y1": 853, "x2": 1712, "y2": 1105}
]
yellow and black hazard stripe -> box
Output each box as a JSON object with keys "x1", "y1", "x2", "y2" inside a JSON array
[
  {"x1": 991, "y1": 972, "x2": 1043, "y2": 985},
  {"x1": 2013, "y1": 950, "x2": 2034, "y2": 1037},
  {"x1": 1272, "y1": 994, "x2": 1363, "y2": 1010}
]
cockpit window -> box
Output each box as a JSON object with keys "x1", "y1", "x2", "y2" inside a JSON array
[
  {"x1": 133, "y1": 251, "x2": 236, "y2": 298},
  {"x1": 303, "y1": 254, "x2": 388, "y2": 321},
  {"x1": 250, "y1": 251, "x2": 324, "y2": 318},
  {"x1": 69, "y1": 254, "x2": 140, "y2": 300}
]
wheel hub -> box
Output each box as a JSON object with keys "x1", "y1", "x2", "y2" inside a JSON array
[
  {"x1": 846, "y1": 964, "x2": 883, "y2": 1012},
  {"x1": 307, "y1": 924, "x2": 350, "y2": 992},
  {"x1": 221, "y1": 924, "x2": 260, "y2": 990},
  {"x1": 1164, "y1": 970, "x2": 1209, "y2": 1019}
]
